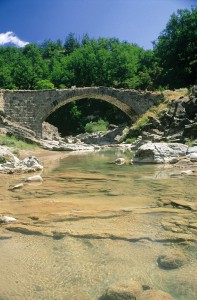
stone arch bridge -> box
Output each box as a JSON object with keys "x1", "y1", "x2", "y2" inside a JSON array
[{"x1": 0, "y1": 87, "x2": 162, "y2": 138}]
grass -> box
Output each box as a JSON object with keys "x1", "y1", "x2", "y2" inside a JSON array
[{"x1": 0, "y1": 135, "x2": 38, "y2": 151}]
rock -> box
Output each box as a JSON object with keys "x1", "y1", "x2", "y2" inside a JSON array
[
  {"x1": 170, "y1": 199, "x2": 197, "y2": 211},
  {"x1": 169, "y1": 157, "x2": 179, "y2": 164},
  {"x1": 25, "y1": 175, "x2": 43, "y2": 182},
  {"x1": 0, "y1": 152, "x2": 44, "y2": 174},
  {"x1": 157, "y1": 250, "x2": 186, "y2": 269},
  {"x1": 102, "y1": 280, "x2": 143, "y2": 299},
  {"x1": 133, "y1": 142, "x2": 188, "y2": 163},
  {"x1": 183, "y1": 122, "x2": 197, "y2": 138},
  {"x1": 114, "y1": 158, "x2": 126, "y2": 165},
  {"x1": 40, "y1": 139, "x2": 95, "y2": 151},
  {"x1": 23, "y1": 156, "x2": 43, "y2": 170},
  {"x1": 0, "y1": 234, "x2": 12, "y2": 240},
  {"x1": 187, "y1": 146, "x2": 197, "y2": 154},
  {"x1": 9, "y1": 183, "x2": 24, "y2": 190},
  {"x1": 181, "y1": 170, "x2": 194, "y2": 175},
  {"x1": 72, "y1": 125, "x2": 129, "y2": 145},
  {"x1": 138, "y1": 290, "x2": 175, "y2": 300},
  {"x1": 0, "y1": 216, "x2": 17, "y2": 223},
  {"x1": 184, "y1": 91, "x2": 197, "y2": 118},
  {"x1": 0, "y1": 145, "x2": 20, "y2": 164},
  {"x1": 42, "y1": 121, "x2": 62, "y2": 141}
]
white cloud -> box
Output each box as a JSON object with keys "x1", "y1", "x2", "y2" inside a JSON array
[{"x1": 0, "y1": 31, "x2": 29, "y2": 47}]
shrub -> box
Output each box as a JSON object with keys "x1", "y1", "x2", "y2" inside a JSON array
[
  {"x1": 34, "y1": 80, "x2": 55, "y2": 90},
  {"x1": 125, "y1": 137, "x2": 137, "y2": 143},
  {"x1": 134, "y1": 115, "x2": 149, "y2": 130},
  {"x1": 85, "y1": 119, "x2": 109, "y2": 133}
]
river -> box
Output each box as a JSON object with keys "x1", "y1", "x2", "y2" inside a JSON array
[{"x1": 0, "y1": 149, "x2": 196, "y2": 299}]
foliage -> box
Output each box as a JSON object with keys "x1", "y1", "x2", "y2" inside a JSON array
[
  {"x1": 185, "y1": 138, "x2": 196, "y2": 147},
  {"x1": 46, "y1": 99, "x2": 130, "y2": 135},
  {"x1": 0, "y1": 6, "x2": 196, "y2": 134},
  {"x1": 134, "y1": 115, "x2": 149, "y2": 130},
  {"x1": 85, "y1": 119, "x2": 109, "y2": 133},
  {"x1": 34, "y1": 79, "x2": 54, "y2": 90},
  {"x1": 0, "y1": 8, "x2": 196, "y2": 92},
  {"x1": 125, "y1": 137, "x2": 137, "y2": 144},
  {"x1": 153, "y1": 7, "x2": 197, "y2": 88},
  {"x1": 0, "y1": 135, "x2": 38, "y2": 150}
]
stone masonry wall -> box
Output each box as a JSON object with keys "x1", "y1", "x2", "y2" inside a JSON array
[
  {"x1": 0, "y1": 91, "x2": 5, "y2": 113},
  {"x1": 1, "y1": 87, "x2": 162, "y2": 138}
]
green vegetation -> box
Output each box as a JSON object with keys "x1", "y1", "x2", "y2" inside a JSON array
[
  {"x1": 0, "y1": 7, "x2": 196, "y2": 135},
  {"x1": 153, "y1": 7, "x2": 197, "y2": 89},
  {"x1": 34, "y1": 79, "x2": 55, "y2": 90},
  {"x1": 0, "y1": 135, "x2": 38, "y2": 150},
  {"x1": 134, "y1": 116, "x2": 149, "y2": 130},
  {"x1": 85, "y1": 119, "x2": 109, "y2": 133},
  {"x1": 185, "y1": 138, "x2": 196, "y2": 147},
  {"x1": 0, "y1": 7, "x2": 196, "y2": 91},
  {"x1": 126, "y1": 88, "x2": 189, "y2": 139},
  {"x1": 125, "y1": 137, "x2": 137, "y2": 144}
]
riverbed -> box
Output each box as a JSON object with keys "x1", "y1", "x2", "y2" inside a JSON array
[{"x1": 0, "y1": 149, "x2": 196, "y2": 299}]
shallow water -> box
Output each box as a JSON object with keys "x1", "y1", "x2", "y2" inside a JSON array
[{"x1": 0, "y1": 149, "x2": 196, "y2": 299}]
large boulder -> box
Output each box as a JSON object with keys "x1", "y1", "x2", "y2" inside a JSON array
[{"x1": 133, "y1": 142, "x2": 188, "y2": 163}]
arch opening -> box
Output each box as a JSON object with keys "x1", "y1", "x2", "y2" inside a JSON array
[{"x1": 45, "y1": 97, "x2": 131, "y2": 136}]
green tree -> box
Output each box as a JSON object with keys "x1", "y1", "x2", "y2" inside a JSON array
[
  {"x1": 153, "y1": 7, "x2": 197, "y2": 88},
  {"x1": 34, "y1": 79, "x2": 54, "y2": 90},
  {"x1": 64, "y1": 33, "x2": 80, "y2": 55}
]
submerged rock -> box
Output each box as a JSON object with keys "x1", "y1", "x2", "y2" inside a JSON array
[
  {"x1": 9, "y1": 183, "x2": 24, "y2": 190},
  {"x1": 102, "y1": 280, "x2": 143, "y2": 299},
  {"x1": 157, "y1": 250, "x2": 186, "y2": 269},
  {"x1": 138, "y1": 290, "x2": 175, "y2": 300}
]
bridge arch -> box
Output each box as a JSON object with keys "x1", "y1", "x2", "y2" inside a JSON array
[
  {"x1": 2, "y1": 87, "x2": 162, "y2": 138},
  {"x1": 43, "y1": 92, "x2": 136, "y2": 123}
]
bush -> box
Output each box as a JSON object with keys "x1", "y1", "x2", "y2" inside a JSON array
[
  {"x1": 134, "y1": 115, "x2": 149, "y2": 130},
  {"x1": 34, "y1": 80, "x2": 55, "y2": 90},
  {"x1": 85, "y1": 119, "x2": 109, "y2": 133},
  {"x1": 125, "y1": 137, "x2": 137, "y2": 143}
]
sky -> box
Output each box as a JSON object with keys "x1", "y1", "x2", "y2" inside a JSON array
[{"x1": 0, "y1": 0, "x2": 196, "y2": 49}]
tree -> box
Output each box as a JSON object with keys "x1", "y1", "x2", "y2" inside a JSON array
[
  {"x1": 34, "y1": 79, "x2": 54, "y2": 90},
  {"x1": 64, "y1": 33, "x2": 80, "y2": 55},
  {"x1": 153, "y1": 7, "x2": 197, "y2": 88}
]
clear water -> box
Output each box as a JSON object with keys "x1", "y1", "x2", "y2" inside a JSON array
[{"x1": 0, "y1": 150, "x2": 196, "y2": 300}]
